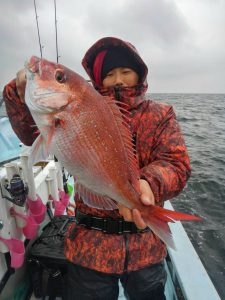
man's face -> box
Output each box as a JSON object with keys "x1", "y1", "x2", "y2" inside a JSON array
[{"x1": 102, "y1": 67, "x2": 139, "y2": 88}]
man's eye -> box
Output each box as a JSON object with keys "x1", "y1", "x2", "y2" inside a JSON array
[
  {"x1": 123, "y1": 69, "x2": 131, "y2": 74},
  {"x1": 106, "y1": 72, "x2": 113, "y2": 77}
]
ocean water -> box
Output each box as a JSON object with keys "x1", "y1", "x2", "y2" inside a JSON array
[
  {"x1": 1, "y1": 93, "x2": 225, "y2": 298},
  {"x1": 150, "y1": 93, "x2": 225, "y2": 299}
]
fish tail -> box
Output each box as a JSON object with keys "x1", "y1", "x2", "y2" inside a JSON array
[{"x1": 141, "y1": 205, "x2": 202, "y2": 249}]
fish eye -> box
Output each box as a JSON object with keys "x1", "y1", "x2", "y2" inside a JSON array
[{"x1": 55, "y1": 70, "x2": 66, "y2": 83}]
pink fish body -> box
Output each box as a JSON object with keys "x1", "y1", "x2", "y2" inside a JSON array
[{"x1": 25, "y1": 56, "x2": 201, "y2": 248}]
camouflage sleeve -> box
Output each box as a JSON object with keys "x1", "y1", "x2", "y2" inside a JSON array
[
  {"x1": 3, "y1": 79, "x2": 38, "y2": 146},
  {"x1": 140, "y1": 106, "x2": 191, "y2": 203}
]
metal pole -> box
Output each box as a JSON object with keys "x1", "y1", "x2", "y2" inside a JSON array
[
  {"x1": 34, "y1": 0, "x2": 43, "y2": 58},
  {"x1": 54, "y1": 0, "x2": 59, "y2": 62}
]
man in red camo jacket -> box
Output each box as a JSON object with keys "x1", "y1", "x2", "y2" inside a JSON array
[{"x1": 3, "y1": 37, "x2": 191, "y2": 299}]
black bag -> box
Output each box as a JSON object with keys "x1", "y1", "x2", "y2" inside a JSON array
[{"x1": 27, "y1": 215, "x2": 75, "y2": 299}]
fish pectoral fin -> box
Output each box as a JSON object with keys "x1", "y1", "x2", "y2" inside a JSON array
[
  {"x1": 28, "y1": 134, "x2": 48, "y2": 167},
  {"x1": 75, "y1": 183, "x2": 118, "y2": 210}
]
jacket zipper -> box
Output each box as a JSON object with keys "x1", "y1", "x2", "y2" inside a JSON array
[
  {"x1": 123, "y1": 233, "x2": 129, "y2": 272},
  {"x1": 114, "y1": 85, "x2": 122, "y2": 101},
  {"x1": 114, "y1": 86, "x2": 129, "y2": 273},
  {"x1": 113, "y1": 85, "x2": 130, "y2": 272}
]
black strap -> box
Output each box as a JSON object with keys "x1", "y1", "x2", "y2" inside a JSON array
[{"x1": 75, "y1": 210, "x2": 150, "y2": 234}]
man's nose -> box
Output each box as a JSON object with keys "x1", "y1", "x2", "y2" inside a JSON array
[{"x1": 113, "y1": 73, "x2": 124, "y2": 86}]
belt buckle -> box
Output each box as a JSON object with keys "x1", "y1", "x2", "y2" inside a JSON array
[
  {"x1": 118, "y1": 219, "x2": 123, "y2": 234},
  {"x1": 103, "y1": 218, "x2": 107, "y2": 233},
  {"x1": 103, "y1": 218, "x2": 123, "y2": 234}
]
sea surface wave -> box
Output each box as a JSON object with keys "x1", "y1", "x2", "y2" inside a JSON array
[{"x1": 150, "y1": 93, "x2": 225, "y2": 299}]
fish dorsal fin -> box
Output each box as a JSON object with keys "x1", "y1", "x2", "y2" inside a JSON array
[
  {"x1": 75, "y1": 183, "x2": 118, "y2": 210},
  {"x1": 104, "y1": 97, "x2": 140, "y2": 193}
]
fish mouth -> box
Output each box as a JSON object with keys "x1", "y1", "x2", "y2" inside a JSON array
[
  {"x1": 24, "y1": 57, "x2": 41, "y2": 87},
  {"x1": 25, "y1": 56, "x2": 41, "y2": 74}
]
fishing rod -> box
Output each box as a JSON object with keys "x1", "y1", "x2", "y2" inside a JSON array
[
  {"x1": 33, "y1": 0, "x2": 43, "y2": 58},
  {"x1": 33, "y1": 0, "x2": 60, "y2": 62},
  {"x1": 54, "y1": 0, "x2": 60, "y2": 63}
]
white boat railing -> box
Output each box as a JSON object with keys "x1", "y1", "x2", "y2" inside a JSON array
[{"x1": 164, "y1": 201, "x2": 221, "y2": 300}]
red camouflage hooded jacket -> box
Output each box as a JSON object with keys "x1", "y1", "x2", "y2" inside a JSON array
[{"x1": 3, "y1": 37, "x2": 191, "y2": 274}]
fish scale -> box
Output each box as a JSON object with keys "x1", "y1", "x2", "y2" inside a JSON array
[{"x1": 52, "y1": 96, "x2": 135, "y2": 204}]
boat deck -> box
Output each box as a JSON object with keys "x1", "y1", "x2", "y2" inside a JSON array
[{"x1": 0, "y1": 158, "x2": 221, "y2": 300}]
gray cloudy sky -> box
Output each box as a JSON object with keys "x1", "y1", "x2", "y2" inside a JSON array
[{"x1": 0, "y1": 0, "x2": 224, "y2": 93}]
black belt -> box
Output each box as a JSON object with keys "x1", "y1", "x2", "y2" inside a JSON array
[{"x1": 75, "y1": 210, "x2": 150, "y2": 234}]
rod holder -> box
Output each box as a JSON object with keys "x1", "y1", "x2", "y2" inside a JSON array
[
  {"x1": 56, "y1": 162, "x2": 64, "y2": 191},
  {"x1": 47, "y1": 165, "x2": 59, "y2": 200},
  {"x1": 20, "y1": 154, "x2": 36, "y2": 200}
]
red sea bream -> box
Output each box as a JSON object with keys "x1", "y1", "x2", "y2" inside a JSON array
[{"x1": 25, "y1": 56, "x2": 201, "y2": 248}]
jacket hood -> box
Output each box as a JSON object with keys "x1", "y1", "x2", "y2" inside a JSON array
[{"x1": 82, "y1": 37, "x2": 148, "y2": 89}]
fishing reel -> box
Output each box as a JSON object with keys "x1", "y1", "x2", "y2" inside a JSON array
[{"x1": 4, "y1": 174, "x2": 28, "y2": 207}]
